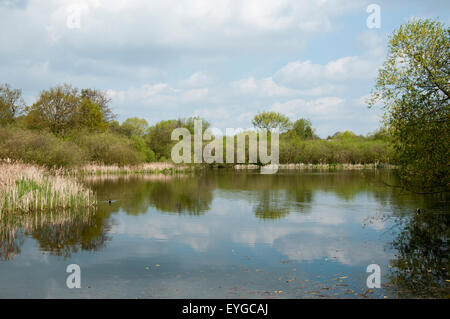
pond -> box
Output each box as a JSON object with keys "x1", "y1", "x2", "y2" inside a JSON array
[{"x1": 0, "y1": 170, "x2": 448, "y2": 298}]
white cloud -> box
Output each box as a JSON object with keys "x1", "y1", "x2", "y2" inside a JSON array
[
  {"x1": 273, "y1": 31, "x2": 386, "y2": 91},
  {"x1": 193, "y1": 107, "x2": 231, "y2": 122},
  {"x1": 182, "y1": 72, "x2": 212, "y2": 88},
  {"x1": 232, "y1": 76, "x2": 298, "y2": 97},
  {"x1": 182, "y1": 88, "x2": 209, "y2": 102},
  {"x1": 274, "y1": 56, "x2": 379, "y2": 88},
  {"x1": 3, "y1": 0, "x2": 437, "y2": 136},
  {"x1": 271, "y1": 97, "x2": 345, "y2": 117}
]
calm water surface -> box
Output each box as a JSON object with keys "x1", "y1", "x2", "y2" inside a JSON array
[{"x1": 0, "y1": 170, "x2": 448, "y2": 298}]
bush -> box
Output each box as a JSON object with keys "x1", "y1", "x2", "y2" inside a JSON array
[
  {"x1": 71, "y1": 131, "x2": 145, "y2": 166},
  {"x1": 0, "y1": 126, "x2": 83, "y2": 167},
  {"x1": 278, "y1": 134, "x2": 391, "y2": 164},
  {"x1": 130, "y1": 135, "x2": 156, "y2": 162},
  {"x1": 0, "y1": 126, "x2": 159, "y2": 167}
]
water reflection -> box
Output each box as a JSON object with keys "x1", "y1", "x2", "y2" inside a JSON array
[
  {"x1": 87, "y1": 170, "x2": 404, "y2": 219},
  {"x1": 0, "y1": 170, "x2": 448, "y2": 298},
  {"x1": 0, "y1": 209, "x2": 109, "y2": 260},
  {"x1": 87, "y1": 175, "x2": 212, "y2": 216},
  {"x1": 388, "y1": 207, "x2": 449, "y2": 298}
]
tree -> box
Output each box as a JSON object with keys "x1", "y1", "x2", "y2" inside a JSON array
[
  {"x1": 369, "y1": 19, "x2": 449, "y2": 192},
  {"x1": 146, "y1": 120, "x2": 180, "y2": 161},
  {"x1": 145, "y1": 117, "x2": 210, "y2": 161},
  {"x1": 252, "y1": 111, "x2": 292, "y2": 132},
  {"x1": 25, "y1": 84, "x2": 112, "y2": 136},
  {"x1": 73, "y1": 98, "x2": 107, "y2": 132},
  {"x1": 121, "y1": 117, "x2": 149, "y2": 137},
  {"x1": 26, "y1": 84, "x2": 79, "y2": 135},
  {"x1": 0, "y1": 83, "x2": 25, "y2": 125},
  {"x1": 80, "y1": 88, "x2": 115, "y2": 123},
  {"x1": 178, "y1": 116, "x2": 210, "y2": 134},
  {"x1": 331, "y1": 131, "x2": 358, "y2": 140},
  {"x1": 292, "y1": 118, "x2": 314, "y2": 139}
]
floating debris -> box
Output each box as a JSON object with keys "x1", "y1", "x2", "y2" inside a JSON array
[{"x1": 286, "y1": 278, "x2": 296, "y2": 283}]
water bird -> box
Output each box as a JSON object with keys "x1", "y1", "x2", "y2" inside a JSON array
[{"x1": 416, "y1": 208, "x2": 425, "y2": 214}]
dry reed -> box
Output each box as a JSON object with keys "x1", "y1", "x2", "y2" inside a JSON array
[
  {"x1": 0, "y1": 160, "x2": 96, "y2": 214},
  {"x1": 73, "y1": 162, "x2": 190, "y2": 176}
]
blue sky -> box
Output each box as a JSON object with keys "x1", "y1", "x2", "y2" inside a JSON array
[{"x1": 1, "y1": 0, "x2": 448, "y2": 137}]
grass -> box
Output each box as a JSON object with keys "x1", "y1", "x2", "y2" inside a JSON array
[{"x1": 0, "y1": 161, "x2": 96, "y2": 214}]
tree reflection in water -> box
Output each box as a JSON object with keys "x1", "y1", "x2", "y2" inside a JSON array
[
  {"x1": 86, "y1": 170, "x2": 402, "y2": 220},
  {"x1": 1, "y1": 169, "x2": 448, "y2": 299},
  {"x1": 0, "y1": 208, "x2": 110, "y2": 261},
  {"x1": 388, "y1": 206, "x2": 449, "y2": 298}
]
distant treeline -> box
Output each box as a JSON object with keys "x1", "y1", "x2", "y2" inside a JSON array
[{"x1": 0, "y1": 83, "x2": 391, "y2": 167}]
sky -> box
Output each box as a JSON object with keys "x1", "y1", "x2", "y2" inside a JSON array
[{"x1": 1, "y1": 0, "x2": 449, "y2": 137}]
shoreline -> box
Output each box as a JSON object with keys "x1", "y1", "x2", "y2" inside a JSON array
[
  {"x1": 234, "y1": 163, "x2": 395, "y2": 170},
  {"x1": 1, "y1": 160, "x2": 396, "y2": 177},
  {"x1": 73, "y1": 162, "x2": 192, "y2": 176}
]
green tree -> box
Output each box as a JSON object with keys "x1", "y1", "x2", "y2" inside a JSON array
[
  {"x1": 25, "y1": 84, "x2": 111, "y2": 136},
  {"x1": 332, "y1": 131, "x2": 359, "y2": 140},
  {"x1": 130, "y1": 134, "x2": 156, "y2": 162},
  {"x1": 179, "y1": 116, "x2": 210, "y2": 134},
  {"x1": 73, "y1": 98, "x2": 107, "y2": 132},
  {"x1": 292, "y1": 118, "x2": 314, "y2": 139},
  {"x1": 25, "y1": 84, "x2": 79, "y2": 135},
  {"x1": 369, "y1": 19, "x2": 449, "y2": 192},
  {"x1": 252, "y1": 111, "x2": 292, "y2": 132},
  {"x1": 145, "y1": 117, "x2": 210, "y2": 161},
  {"x1": 121, "y1": 117, "x2": 149, "y2": 137},
  {"x1": 80, "y1": 88, "x2": 115, "y2": 123},
  {"x1": 0, "y1": 83, "x2": 25, "y2": 125},
  {"x1": 146, "y1": 120, "x2": 180, "y2": 161}
]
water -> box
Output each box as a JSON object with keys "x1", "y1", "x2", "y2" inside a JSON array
[{"x1": 0, "y1": 170, "x2": 448, "y2": 298}]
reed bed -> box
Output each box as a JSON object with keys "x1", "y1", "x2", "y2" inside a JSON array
[
  {"x1": 0, "y1": 161, "x2": 96, "y2": 214},
  {"x1": 74, "y1": 162, "x2": 191, "y2": 176},
  {"x1": 82, "y1": 173, "x2": 184, "y2": 183}
]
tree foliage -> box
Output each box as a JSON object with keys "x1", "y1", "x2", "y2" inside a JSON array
[
  {"x1": 252, "y1": 111, "x2": 292, "y2": 132},
  {"x1": 0, "y1": 81, "x2": 394, "y2": 167},
  {"x1": 80, "y1": 88, "x2": 115, "y2": 123},
  {"x1": 291, "y1": 118, "x2": 315, "y2": 139},
  {"x1": 369, "y1": 19, "x2": 449, "y2": 192},
  {"x1": 121, "y1": 117, "x2": 149, "y2": 137},
  {"x1": 25, "y1": 84, "x2": 80, "y2": 135},
  {"x1": 145, "y1": 117, "x2": 209, "y2": 161},
  {"x1": 0, "y1": 83, "x2": 25, "y2": 125},
  {"x1": 25, "y1": 84, "x2": 112, "y2": 135}
]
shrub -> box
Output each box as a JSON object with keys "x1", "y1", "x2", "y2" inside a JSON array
[
  {"x1": 72, "y1": 131, "x2": 145, "y2": 166},
  {"x1": 0, "y1": 126, "x2": 83, "y2": 167},
  {"x1": 278, "y1": 134, "x2": 392, "y2": 164}
]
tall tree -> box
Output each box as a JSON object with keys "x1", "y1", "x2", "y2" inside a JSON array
[
  {"x1": 80, "y1": 88, "x2": 115, "y2": 123},
  {"x1": 0, "y1": 83, "x2": 25, "y2": 125},
  {"x1": 252, "y1": 111, "x2": 292, "y2": 132},
  {"x1": 26, "y1": 84, "x2": 112, "y2": 135},
  {"x1": 72, "y1": 97, "x2": 107, "y2": 132},
  {"x1": 292, "y1": 118, "x2": 314, "y2": 139},
  {"x1": 121, "y1": 117, "x2": 149, "y2": 137},
  {"x1": 369, "y1": 19, "x2": 449, "y2": 192},
  {"x1": 26, "y1": 84, "x2": 79, "y2": 135}
]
